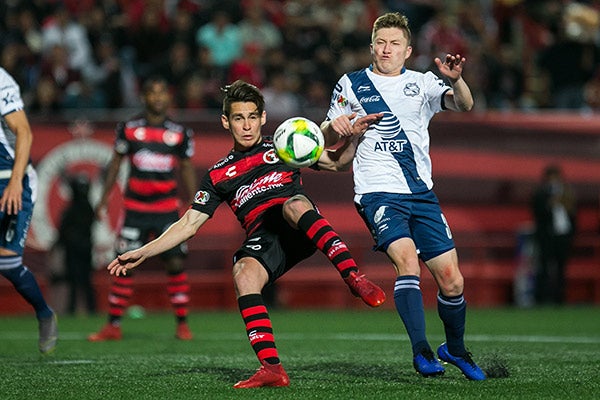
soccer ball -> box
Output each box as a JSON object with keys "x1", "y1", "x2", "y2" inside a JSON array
[{"x1": 273, "y1": 117, "x2": 325, "y2": 168}]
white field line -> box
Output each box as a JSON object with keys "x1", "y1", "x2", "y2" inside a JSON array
[{"x1": 1, "y1": 332, "x2": 599, "y2": 344}]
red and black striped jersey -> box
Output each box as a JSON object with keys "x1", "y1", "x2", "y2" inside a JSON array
[
  {"x1": 191, "y1": 138, "x2": 307, "y2": 234},
  {"x1": 114, "y1": 116, "x2": 194, "y2": 214}
]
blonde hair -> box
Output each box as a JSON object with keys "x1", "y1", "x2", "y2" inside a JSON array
[{"x1": 371, "y1": 12, "x2": 412, "y2": 44}]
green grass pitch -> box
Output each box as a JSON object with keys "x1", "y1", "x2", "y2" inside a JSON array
[{"x1": 1, "y1": 307, "x2": 599, "y2": 399}]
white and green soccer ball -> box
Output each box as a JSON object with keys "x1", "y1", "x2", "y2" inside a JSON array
[{"x1": 273, "y1": 117, "x2": 325, "y2": 168}]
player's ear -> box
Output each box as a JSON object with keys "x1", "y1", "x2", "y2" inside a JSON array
[
  {"x1": 261, "y1": 110, "x2": 266, "y2": 126},
  {"x1": 221, "y1": 114, "x2": 230, "y2": 130}
]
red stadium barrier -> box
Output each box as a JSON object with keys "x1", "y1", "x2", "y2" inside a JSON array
[{"x1": 2, "y1": 112, "x2": 599, "y2": 314}]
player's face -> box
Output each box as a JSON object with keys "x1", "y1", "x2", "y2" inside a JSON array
[
  {"x1": 222, "y1": 101, "x2": 266, "y2": 151},
  {"x1": 370, "y1": 27, "x2": 412, "y2": 76},
  {"x1": 143, "y1": 82, "x2": 171, "y2": 116}
]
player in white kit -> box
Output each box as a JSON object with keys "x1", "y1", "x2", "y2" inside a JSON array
[
  {"x1": 321, "y1": 12, "x2": 486, "y2": 380},
  {"x1": 0, "y1": 67, "x2": 58, "y2": 354}
]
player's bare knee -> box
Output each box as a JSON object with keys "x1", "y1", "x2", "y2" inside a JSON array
[
  {"x1": 438, "y1": 274, "x2": 464, "y2": 297},
  {"x1": 232, "y1": 258, "x2": 268, "y2": 296},
  {"x1": 283, "y1": 195, "x2": 313, "y2": 226}
]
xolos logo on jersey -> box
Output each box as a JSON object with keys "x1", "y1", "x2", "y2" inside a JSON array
[{"x1": 263, "y1": 149, "x2": 279, "y2": 164}]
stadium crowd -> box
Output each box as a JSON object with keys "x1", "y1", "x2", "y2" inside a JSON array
[{"x1": 1, "y1": 0, "x2": 599, "y2": 119}]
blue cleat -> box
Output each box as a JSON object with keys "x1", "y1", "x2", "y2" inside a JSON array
[
  {"x1": 437, "y1": 343, "x2": 486, "y2": 381},
  {"x1": 413, "y1": 349, "x2": 445, "y2": 377}
]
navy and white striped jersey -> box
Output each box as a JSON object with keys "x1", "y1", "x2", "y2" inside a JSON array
[
  {"x1": 0, "y1": 68, "x2": 25, "y2": 171},
  {"x1": 326, "y1": 67, "x2": 450, "y2": 196}
]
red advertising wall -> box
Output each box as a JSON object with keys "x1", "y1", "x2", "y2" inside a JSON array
[{"x1": 2, "y1": 112, "x2": 600, "y2": 314}]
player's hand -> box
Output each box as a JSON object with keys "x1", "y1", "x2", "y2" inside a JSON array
[
  {"x1": 0, "y1": 179, "x2": 23, "y2": 215},
  {"x1": 107, "y1": 251, "x2": 147, "y2": 276},
  {"x1": 332, "y1": 112, "x2": 383, "y2": 137},
  {"x1": 330, "y1": 113, "x2": 356, "y2": 137},
  {"x1": 352, "y1": 113, "x2": 384, "y2": 136},
  {"x1": 434, "y1": 54, "x2": 466, "y2": 83}
]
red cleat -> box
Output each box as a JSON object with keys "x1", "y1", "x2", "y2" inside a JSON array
[
  {"x1": 176, "y1": 322, "x2": 193, "y2": 340},
  {"x1": 233, "y1": 362, "x2": 290, "y2": 389},
  {"x1": 344, "y1": 271, "x2": 386, "y2": 307},
  {"x1": 87, "y1": 323, "x2": 122, "y2": 342}
]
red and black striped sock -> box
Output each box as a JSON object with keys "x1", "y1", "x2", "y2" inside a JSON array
[
  {"x1": 108, "y1": 275, "x2": 134, "y2": 325},
  {"x1": 297, "y1": 210, "x2": 358, "y2": 278},
  {"x1": 238, "y1": 293, "x2": 279, "y2": 365},
  {"x1": 167, "y1": 271, "x2": 190, "y2": 324}
]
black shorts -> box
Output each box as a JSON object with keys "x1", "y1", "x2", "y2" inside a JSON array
[
  {"x1": 233, "y1": 205, "x2": 316, "y2": 283},
  {"x1": 115, "y1": 210, "x2": 187, "y2": 259}
]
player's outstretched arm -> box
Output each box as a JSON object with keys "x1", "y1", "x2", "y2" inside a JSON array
[
  {"x1": 434, "y1": 53, "x2": 474, "y2": 112},
  {"x1": 317, "y1": 136, "x2": 358, "y2": 172},
  {"x1": 108, "y1": 208, "x2": 209, "y2": 276}
]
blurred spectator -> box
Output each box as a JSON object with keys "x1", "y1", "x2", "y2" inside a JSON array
[
  {"x1": 531, "y1": 164, "x2": 577, "y2": 305},
  {"x1": 196, "y1": 10, "x2": 242, "y2": 77},
  {"x1": 16, "y1": 7, "x2": 43, "y2": 61},
  {"x1": 280, "y1": 1, "x2": 330, "y2": 62},
  {"x1": 177, "y1": 72, "x2": 207, "y2": 109},
  {"x1": 62, "y1": 80, "x2": 107, "y2": 109},
  {"x1": 154, "y1": 40, "x2": 195, "y2": 95},
  {"x1": 227, "y1": 43, "x2": 265, "y2": 88},
  {"x1": 82, "y1": 35, "x2": 123, "y2": 108},
  {"x1": 262, "y1": 69, "x2": 301, "y2": 119},
  {"x1": 41, "y1": 4, "x2": 93, "y2": 72},
  {"x1": 2, "y1": 0, "x2": 598, "y2": 113},
  {"x1": 39, "y1": 44, "x2": 83, "y2": 106},
  {"x1": 0, "y1": 41, "x2": 29, "y2": 95},
  {"x1": 300, "y1": 79, "x2": 331, "y2": 113},
  {"x1": 127, "y1": 2, "x2": 172, "y2": 80},
  {"x1": 28, "y1": 76, "x2": 62, "y2": 116},
  {"x1": 537, "y1": 2, "x2": 600, "y2": 109},
  {"x1": 80, "y1": 4, "x2": 112, "y2": 50},
  {"x1": 238, "y1": 2, "x2": 283, "y2": 52},
  {"x1": 193, "y1": 45, "x2": 224, "y2": 108},
  {"x1": 167, "y1": 7, "x2": 198, "y2": 57},
  {"x1": 241, "y1": 0, "x2": 286, "y2": 28},
  {"x1": 482, "y1": 44, "x2": 525, "y2": 110},
  {"x1": 415, "y1": 7, "x2": 469, "y2": 71},
  {"x1": 57, "y1": 174, "x2": 96, "y2": 315}
]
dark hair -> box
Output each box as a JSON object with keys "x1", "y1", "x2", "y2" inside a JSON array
[
  {"x1": 372, "y1": 12, "x2": 412, "y2": 44},
  {"x1": 221, "y1": 80, "x2": 264, "y2": 117},
  {"x1": 141, "y1": 75, "x2": 168, "y2": 94}
]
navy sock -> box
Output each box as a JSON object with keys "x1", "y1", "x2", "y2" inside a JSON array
[
  {"x1": 437, "y1": 292, "x2": 467, "y2": 356},
  {"x1": 394, "y1": 276, "x2": 430, "y2": 355},
  {"x1": 0, "y1": 257, "x2": 52, "y2": 319}
]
